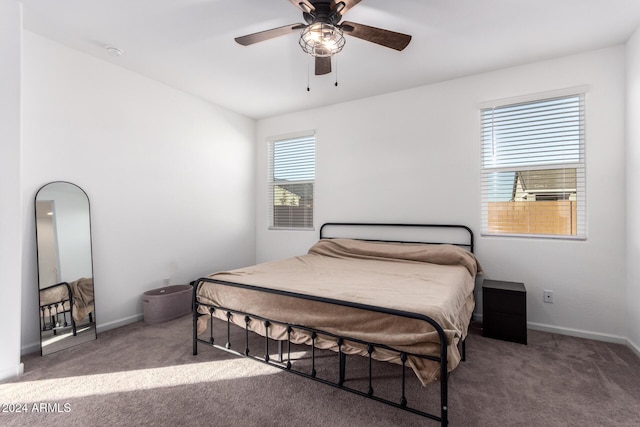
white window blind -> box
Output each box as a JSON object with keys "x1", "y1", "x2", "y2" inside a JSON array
[
  {"x1": 268, "y1": 133, "x2": 315, "y2": 229},
  {"x1": 481, "y1": 94, "x2": 586, "y2": 238}
]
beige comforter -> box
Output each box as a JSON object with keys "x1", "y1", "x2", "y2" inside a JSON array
[
  {"x1": 196, "y1": 238, "x2": 482, "y2": 385},
  {"x1": 69, "y1": 277, "x2": 94, "y2": 323}
]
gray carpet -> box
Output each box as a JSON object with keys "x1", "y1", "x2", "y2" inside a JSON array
[{"x1": 1, "y1": 316, "x2": 639, "y2": 427}]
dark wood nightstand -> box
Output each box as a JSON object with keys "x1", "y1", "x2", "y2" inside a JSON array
[{"x1": 482, "y1": 279, "x2": 527, "y2": 344}]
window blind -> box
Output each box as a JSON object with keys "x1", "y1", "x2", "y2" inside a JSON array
[
  {"x1": 480, "y1": 94, "x2": 586, "y2": 238},
  {"x1": 268, "y1": 134, "x2": 315, "y2": 229}
]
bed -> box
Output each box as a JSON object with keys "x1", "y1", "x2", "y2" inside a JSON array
[
  {"x1": 192, "y1": 223, "x2": 481, "y2": 426},
  {"x1": 39, "y1": 277, "x2": 95, "y2": 336}
]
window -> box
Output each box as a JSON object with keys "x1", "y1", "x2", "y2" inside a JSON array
[
  {"x1": 480, "y1": 93, "x2": 585, "y2": 238},
  {"x1": 268, "y1": 133, "x2": 315, "y2": 229}
]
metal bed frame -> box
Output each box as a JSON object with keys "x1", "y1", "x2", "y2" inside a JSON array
[
  {"x1": 39, "y1": 281, "x2": 77, "y2": 336},
  {"x1": 192, "y1": 223, "x2": 475, "y2": 426}
]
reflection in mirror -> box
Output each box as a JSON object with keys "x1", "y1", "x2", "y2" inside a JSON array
[{"x1": 35, "y1": 181, "x2": 96, "y2": 355}]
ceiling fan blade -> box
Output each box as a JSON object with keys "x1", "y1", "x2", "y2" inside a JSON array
[
  {"x1": 330, "y1": 0, "x2": 362, "y2": 16},
  {"x1": 235, "y1": 23, "x2": 306, "y2": 46},
  {"x1": 289, "y1": 0, "x2": 315, "y2": 14},
  {"x1": 315, "y1": 56, "x2": 332, "y2": 75},
  {"x1": 341, "y1": 21, "x2": 411, "y2": 51}
]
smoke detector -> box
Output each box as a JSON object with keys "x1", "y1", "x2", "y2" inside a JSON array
[{"x1": 105, "y1": 46, "x2": 124, "y2": 57}]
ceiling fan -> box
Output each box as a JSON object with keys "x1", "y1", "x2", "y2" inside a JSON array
[{"x1": 234, "y1": 0, "x2": 412, "y2": 76}]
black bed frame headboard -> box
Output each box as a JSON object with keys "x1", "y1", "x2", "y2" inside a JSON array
[{"x1": 319, "y1": 222, "x2": 475, "y2": 253}]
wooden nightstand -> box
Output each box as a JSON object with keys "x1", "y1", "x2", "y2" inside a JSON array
[{"x1": 482, "y1": 279, "x2": 527, "y2": 344}]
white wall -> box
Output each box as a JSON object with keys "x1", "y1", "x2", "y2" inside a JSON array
[
  {"x1": 626, "y1": 29, "x2": 640, "y2": 355},
  {"x1": 0, "y1": 0, "x2": 24, "y2": 381},
  {"x1": 257, "y1": 47, "x2": 628, "y2": 341},
  {"x1": 20, "y1": 32, "x2": 256, "y2": 353}
]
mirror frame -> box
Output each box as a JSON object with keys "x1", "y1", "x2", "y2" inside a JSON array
[{"x1": 35, "y1": 181, "x2": 97, "y2": 355}]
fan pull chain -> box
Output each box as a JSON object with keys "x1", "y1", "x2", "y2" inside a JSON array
[
  {"x1": 307, "y1": 56, "x2": 311, "y2": 92},
  {"x1": 334, "y1": 55, "x2": 339, "y2": 87}
]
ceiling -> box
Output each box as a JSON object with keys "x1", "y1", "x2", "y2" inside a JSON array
[{"x1": 20, "y1": 0, "x2": 640, "y2": 120}]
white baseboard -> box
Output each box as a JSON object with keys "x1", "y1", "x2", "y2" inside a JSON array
[
  {"x1": 0, "y1": 362, "x2": 24, "y2": 382},
  {"x1": 526, "y1": 322, "x2": 628, "y2": 345},
  {"x1": 627, "y1": 337, "x2": 640, "y2": 359},
  {"x1": 95, "y1": 313, "x2": 143, "y2": 334},
  {"x1": 473, "y1": 313, "x2": 638, "y2": 356}
]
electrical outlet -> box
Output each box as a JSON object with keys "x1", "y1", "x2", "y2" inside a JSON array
[
  {"x1": 163, "y1": 277, "x2": 170, "y2": 286},
  {"x1": 543, "y1": 290, "x2": 554, "y2": 303}
]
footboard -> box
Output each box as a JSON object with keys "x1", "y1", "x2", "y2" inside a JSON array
[
  {"x1": 192, "y1": 278, "x2": 452, "y2": 426},
  {"x1": 39, "y1": 281, "x2": 77, "y2": 336}
]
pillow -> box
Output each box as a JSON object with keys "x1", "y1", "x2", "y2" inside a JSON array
[{"x1": 308, "y1": 238, "x2": 482, "y2": 276}]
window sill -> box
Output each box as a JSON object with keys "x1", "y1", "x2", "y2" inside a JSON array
[
  {"x1": 268, "y1": 227, "x2": 316, "y2": 232},
  {"x1": 480, "y1": 232, "x2": 586, "y2": 241}
]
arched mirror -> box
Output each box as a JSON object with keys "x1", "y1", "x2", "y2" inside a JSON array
[{"x1": 35, "y1": 181, "x2": 96, "y2": 355}]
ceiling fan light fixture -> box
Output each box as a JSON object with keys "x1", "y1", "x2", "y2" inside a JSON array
[{"x1": 299, "y1": 22, "x2": 345, "y2": 57}]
